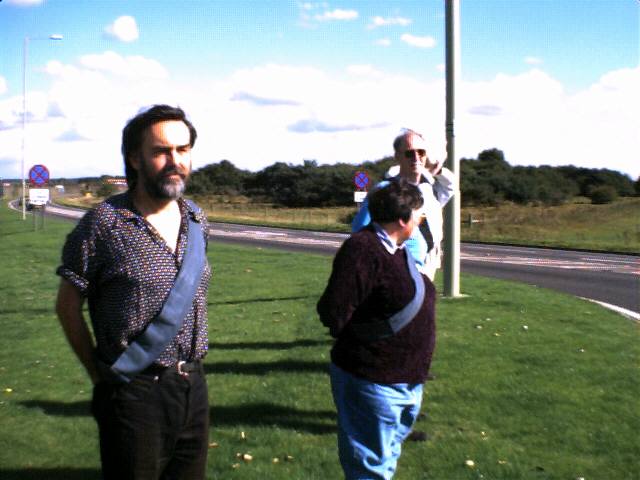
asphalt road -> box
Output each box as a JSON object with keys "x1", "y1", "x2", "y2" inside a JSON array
[{"x1": 37, "y1": 203, "x2": 640, "y2": 316}]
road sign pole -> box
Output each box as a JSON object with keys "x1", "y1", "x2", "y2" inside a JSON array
[{"x1": 21, "y1": 37, "x2": 28, "y2": 221}]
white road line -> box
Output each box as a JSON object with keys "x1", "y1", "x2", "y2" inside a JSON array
[
  {"x1": 208, "y1": 228, "x2": 343, "y2": 247},
  {"x1": 461, "y1": 253, "x2": 639, "y2": 275},
  {"x1": 581, "y1": 298, "x2": 640, "y2": 322}
]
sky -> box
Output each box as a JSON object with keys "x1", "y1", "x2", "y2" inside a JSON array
[{"x1": 0, "y1": 0, "x2": 638, "y2": 182}]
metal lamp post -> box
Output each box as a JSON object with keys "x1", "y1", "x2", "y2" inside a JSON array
[
  {"x1": 443, "y1": 0, "x2": 461, "y2": 297},
  {"x1": 21, "y1": 34, "x2": 63, "y2": 220}
]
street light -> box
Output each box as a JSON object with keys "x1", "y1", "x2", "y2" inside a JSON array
[
  {"x1": 443, "y1": 0, "x2": 461, "y2": 297},
  {"x1": 21, "y1": 34, "x2": 63, "y2": 220}
]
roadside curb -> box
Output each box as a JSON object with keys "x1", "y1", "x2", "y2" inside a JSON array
[{"x1": 582, "y1": 298, "x2": 640, "y2": 322}]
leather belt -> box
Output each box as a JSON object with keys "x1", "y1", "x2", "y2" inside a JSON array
[{"x1": 141, "y1": 360, "x2": 202, "y2": 378}]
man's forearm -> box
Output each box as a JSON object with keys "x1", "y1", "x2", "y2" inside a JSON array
[
  {"x1": 56, "y1": 281, "x2": 99, "y2": 383},
  {"x1": 59, "y1": 313, "x2": 99, "y2": 383}
]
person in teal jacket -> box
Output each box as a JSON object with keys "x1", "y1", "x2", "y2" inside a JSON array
[{"x1": 352, "y1": 128, "x2": 456, "y2": 281}]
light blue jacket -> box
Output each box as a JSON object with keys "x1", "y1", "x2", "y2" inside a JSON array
[{"x1": 352, "y1": 168, "x2": 456, "y2": 270}]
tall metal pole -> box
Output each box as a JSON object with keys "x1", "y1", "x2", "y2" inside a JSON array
[
  {"x1": 443, "y1": 0, "x2": 461, "y2": 297},
  {"x1": 21, "y1": 36, "x2": 29, "y2": 220},
  {"x1": 21, "y1": 34, "x2": 62, "y2": 220}
]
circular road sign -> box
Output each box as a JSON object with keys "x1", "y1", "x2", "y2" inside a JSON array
[
  {"x1": 354, "y1": 171, "x2": 369, "y2": 190},
  {"x1": 29, "y1": 164, "x2": 50, "y2": 187}
]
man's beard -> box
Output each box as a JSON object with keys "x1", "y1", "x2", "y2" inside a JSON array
[{"x1": 139, "y1": 163, "x2": 190, "y2": 200}]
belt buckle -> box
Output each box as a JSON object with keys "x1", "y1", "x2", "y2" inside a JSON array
[{"x1": 177, "y1": 360, "x2": 189, "y2": 377}]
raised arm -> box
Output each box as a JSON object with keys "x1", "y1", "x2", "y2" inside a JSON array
[{"x1": 432, "y1": 166, "x2": 456, "y2": 207}]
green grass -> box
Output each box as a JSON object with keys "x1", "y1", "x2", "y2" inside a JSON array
[
  {"x1": 0, "y1": 202, "x2": 638, "y2": 479},
  {"x1": 461, "y1": 197, "x2": 640, "y2": 253}
]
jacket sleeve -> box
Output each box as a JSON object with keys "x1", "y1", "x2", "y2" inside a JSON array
[
  {"x1": 317, "y1": 237, "x2": 374, "y2": 338},
  {"x1": 352, "y1": 179, "x2": 393, "y2": 233},
  {"x1": 433, "y1": 167, "x2": 457, "y2": 207},
  {"x1": 351, "y1": 197, "x2": 371, "y2": 233}
]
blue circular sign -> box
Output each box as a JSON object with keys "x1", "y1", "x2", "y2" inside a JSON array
[
  {"x1": 354, "y1": 171, "x2": 369, "y2": 190},
  {"x1": 29, "y1": 164, "x2": 50, "y2": 186}
]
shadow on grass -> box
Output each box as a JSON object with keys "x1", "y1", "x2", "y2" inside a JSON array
[
  {"x1": 209, "y1": 339, "x2": 331, "y2": 350},
  {"x1": 204, "y1": 360, "x2": 328, "y2": 376},
  {"x1": 209, "y1": 294, "x2": 316, "y2": 306},
  {"x1": 212, "y1": 402, "x2": 336, "y2": 435},
  {"x1": 18, "y1": 399, "x2": 337, "y2": 435},
  {"x1": 0, "y1": 307, "x2": 56, "y2": 315},
  {"x1": 0, "y1": 468, "x2": 100, "y2": 479},
  {"x1": 20, "y1": 400, "x2": 90, "y2": 416}
]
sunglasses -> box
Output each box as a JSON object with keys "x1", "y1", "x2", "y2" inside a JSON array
[{"x1": 404, "y1": 149, "x2": 427, "y2": 159}]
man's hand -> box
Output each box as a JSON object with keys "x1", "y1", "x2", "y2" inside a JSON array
[{"x1": 426, "y1": 158, "x2": 444, "y2": 175}]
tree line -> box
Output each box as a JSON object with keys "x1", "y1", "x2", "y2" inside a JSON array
[{"x1": 185, "y1": 148, "x2": 638, "y2": 207}]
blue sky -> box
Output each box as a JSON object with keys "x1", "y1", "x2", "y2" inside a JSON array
[{"x1": 1, "y1": 0, "x2": 638, "y2": 180}]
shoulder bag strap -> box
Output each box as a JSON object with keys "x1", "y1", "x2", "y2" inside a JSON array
[{"x1": 348, "y1": 248, "x2": 426, "y2": 343}]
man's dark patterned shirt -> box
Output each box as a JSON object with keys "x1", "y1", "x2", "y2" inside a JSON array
[{"x1": 57, "y1": 192, "x2": 212, "y2": 367}]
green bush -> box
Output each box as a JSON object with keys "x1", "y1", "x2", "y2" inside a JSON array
[
  {"x1": 590, "y1": 185, "x2": 618, "y2": 204},
  {"x1": 96, "y1": 183, "x2": 116, "y2": 198}
]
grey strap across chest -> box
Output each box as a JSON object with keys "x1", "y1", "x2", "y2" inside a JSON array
[
  {"x1": 350, "y1": 248, "x2": 425, "y2": 343},
  {"x1": 110, "y1": 202, "x2": 206, "y2": 383}
]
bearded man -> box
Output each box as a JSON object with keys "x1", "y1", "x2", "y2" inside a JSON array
[{"x1": 56, "y1": 105, "x2": 212, "y2": 480}]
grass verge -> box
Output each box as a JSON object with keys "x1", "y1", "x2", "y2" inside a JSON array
[{"x1": 0, "y1": 202, "x2": 638, "y2": 479}]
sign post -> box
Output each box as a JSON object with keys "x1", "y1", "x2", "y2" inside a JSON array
[
  {"x1": 28, "y1": 164, "x2": 50, "y2": 231},
  {"x1": 353, "y1": 170, "x2": 369, "y2": 204}
]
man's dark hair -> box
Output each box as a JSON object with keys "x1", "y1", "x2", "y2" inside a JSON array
[
  {"x1": 121, "y1": 104, "x2": 197, "y2": 188},
  {"x1": 368, "y1": 179, "x2": 423, "y2": 224}
]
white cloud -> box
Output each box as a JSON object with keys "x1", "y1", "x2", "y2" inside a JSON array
[
  {"x1": 524, "y1": 56, "x2": 543, "y2": 65},
  {"x1": 375, "y1": 38, "x2": 392, "y2": 47},
  {"x1": 300, "y1": 2, "x2": 327, "y2": 11},
  {"x1": 400, "y1": 34, "x2": 436, "y2": 48},
  {"x1": 5, "y1": 0, "x2": 44, "y2": 5},
  {"x1": 0, "y1": 55, "x2": 637, "y2": 181},
  {"x1": 314, "y1": 9, "x2": 358, "y2": 21},
  {"x1": 104, "y1": 16, "x2": 139, "y2": 43},
  {"x1": 56, "y1": 126, "x2": 91, "y2": 142},
  {"x1": 79, "y1": 51, "x2": 168, "y2": 79},
  {"x1": 368, "y1": 16, "x2": 412, "y2": 29},
  {"x1": 0, "y1": 77, "x2": 7, "y2": 95},
  {"x1": 346, "y1": 65, "x2": 384, "y2": 77},
  {"x1": 457, "y1": 67, "x2": 640, "y2": 178}
]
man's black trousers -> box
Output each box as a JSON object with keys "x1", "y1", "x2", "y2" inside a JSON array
[{"x1": 91, "y1": 363, "x2": 209, "y2": 480}]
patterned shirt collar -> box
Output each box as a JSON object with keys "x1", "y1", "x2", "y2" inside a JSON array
[{"x1": 113, "y1": 191, "x2": 204, "y2": 224}]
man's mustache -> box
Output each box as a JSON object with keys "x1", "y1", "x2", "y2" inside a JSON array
[{"x1": 158, "y1": 166, "x2": 188, "y2": 179}]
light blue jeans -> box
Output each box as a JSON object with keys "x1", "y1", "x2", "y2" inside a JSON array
[{"x1": 330, "y1": 363, "x2": 423, "y2": 480}]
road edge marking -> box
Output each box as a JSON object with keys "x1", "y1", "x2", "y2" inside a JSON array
[{"x1": 581, "y1": 298, "x2": 640, "y2": 322}]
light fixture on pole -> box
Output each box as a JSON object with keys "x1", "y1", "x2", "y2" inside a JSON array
[{"x1": 21, "y1": 34, "x2": 63, "y2": 220}]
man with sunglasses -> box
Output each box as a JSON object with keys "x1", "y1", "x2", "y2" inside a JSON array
[{"x1": 352, "y1": 129, "x2": 456, "y2": 282}]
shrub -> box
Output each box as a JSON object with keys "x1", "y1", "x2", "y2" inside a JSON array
[{"x1": 590, "y1": 185, "x2": 618, "y2": 204}]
